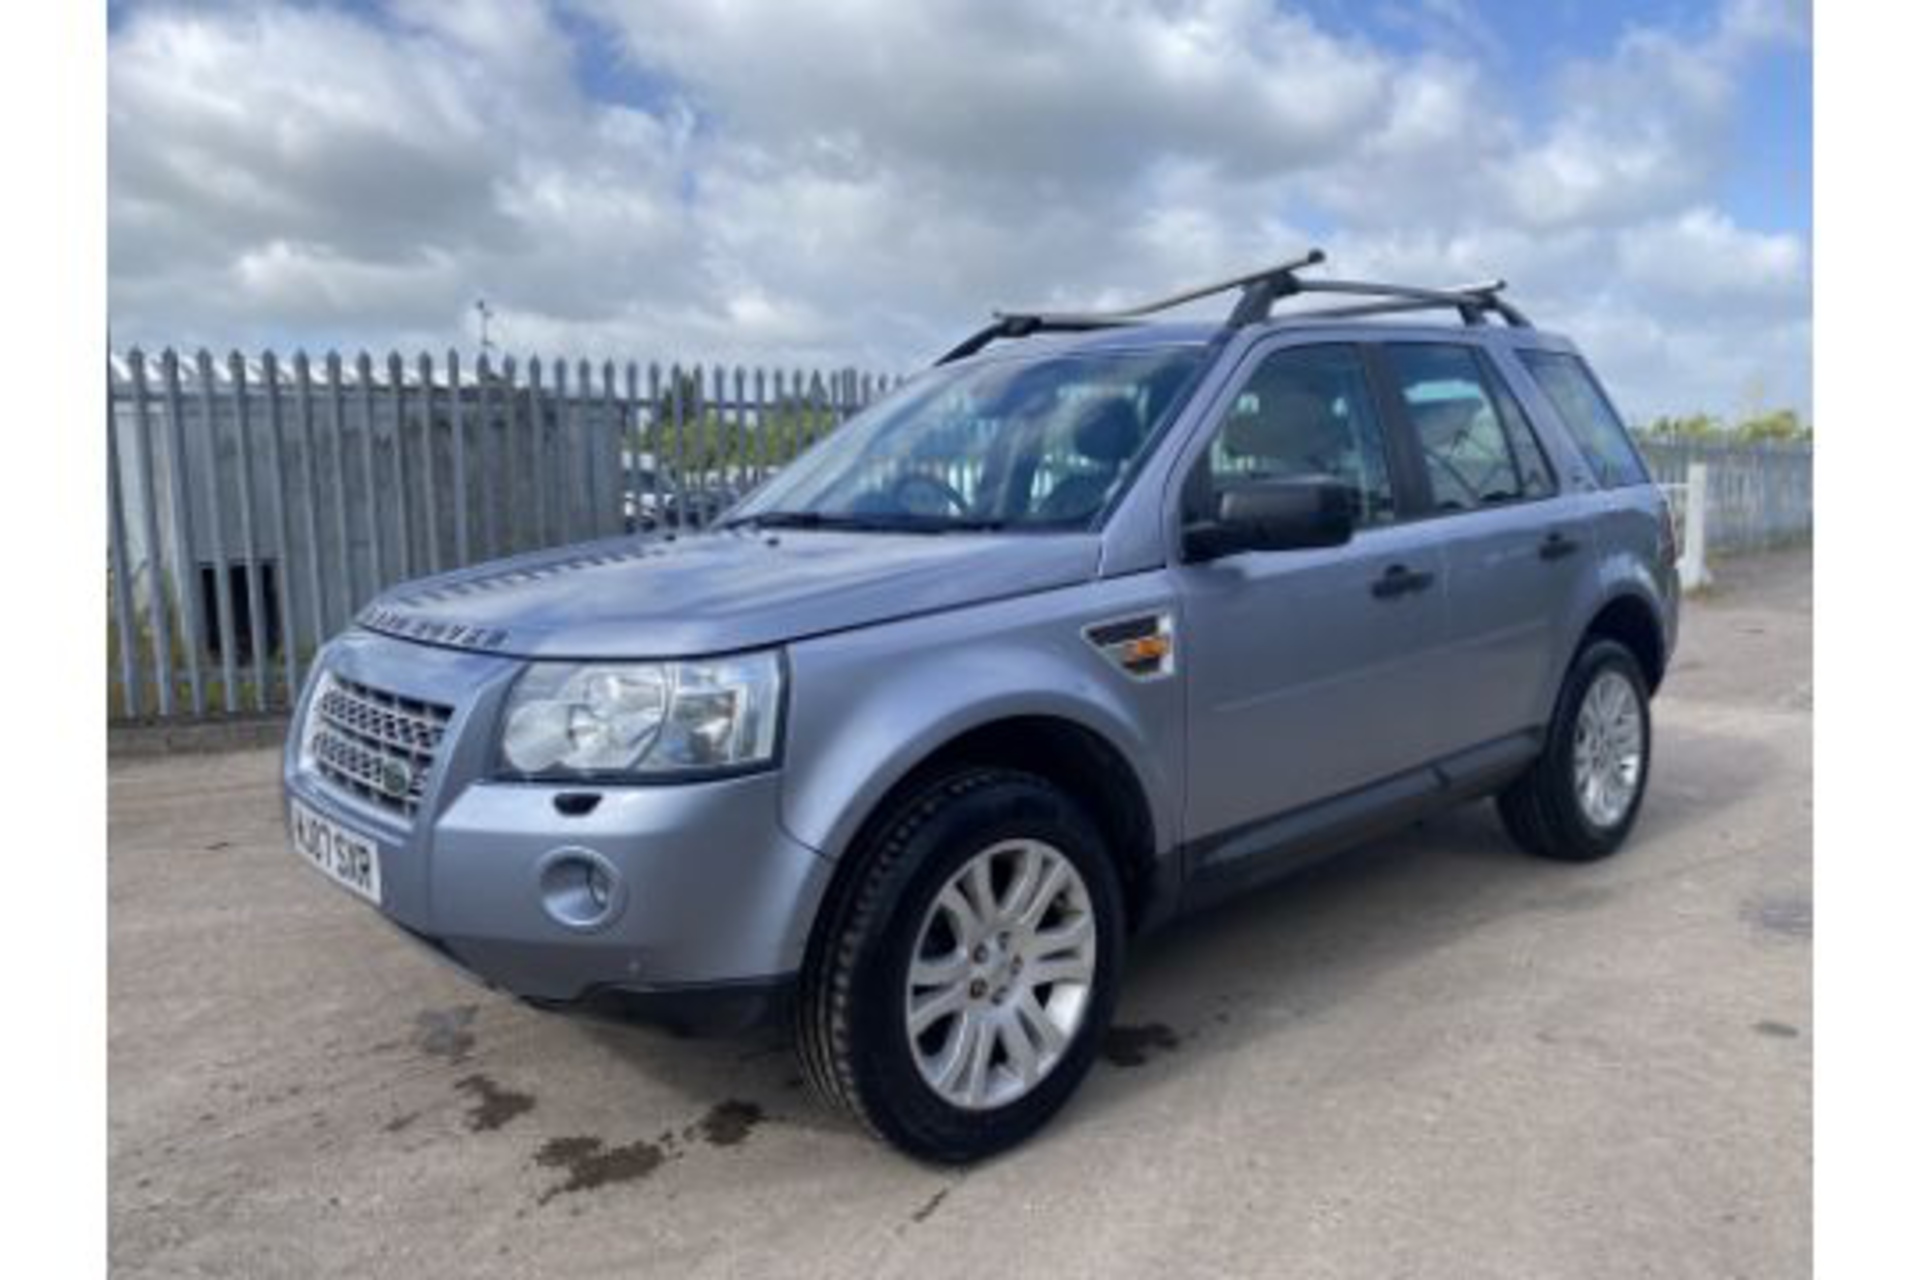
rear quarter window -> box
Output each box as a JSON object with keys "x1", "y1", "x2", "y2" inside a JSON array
[{"x1": 1518, "y1": 350, "x2": 1649, "y2": 488}]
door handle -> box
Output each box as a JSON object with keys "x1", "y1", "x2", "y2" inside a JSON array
[
  {"x1": 1539, "y1": 531, "x2": 1582, "y2": 562},
  {"x1": 1371, "y1": 564, "x2": 1435, "y2": 599}
]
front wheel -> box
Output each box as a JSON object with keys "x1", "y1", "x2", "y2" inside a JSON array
[
  {"x1": 1499, "y1": 638, "x2": 1652, "y2": 862},
  {"x1": 795, "y1": 767, "x2": 1124, "y2": 1163}
]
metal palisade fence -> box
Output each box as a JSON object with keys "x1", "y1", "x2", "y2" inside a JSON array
[{"x1": 107, "y1": 348, "x2": 897, "y2": 723}]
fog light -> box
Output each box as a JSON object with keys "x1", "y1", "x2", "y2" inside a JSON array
[{"x1": 536, "y1": 848, "x2": 626, "y2": 932}]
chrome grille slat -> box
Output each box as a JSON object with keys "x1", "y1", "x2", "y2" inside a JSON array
[{"x1": 303, "y1": 672, "x2": 453, "y2": 819}]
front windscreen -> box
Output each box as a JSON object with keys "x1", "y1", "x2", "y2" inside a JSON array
[{"x1": 728, "y1": 347, "x2": 1208, "y2": 532}]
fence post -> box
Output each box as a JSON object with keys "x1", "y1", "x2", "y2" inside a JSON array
[
  {"x1": 160, "y1": 351, "x2": 207, "y2": 716},
  {"x1": 418, "y1": 352, "x2": 442, "y2": 574},
  {"x1": 325, "y1": 353, "x2": 356, "y2": 630},
  {"x1": 261, "y1": 351, "x2": 300, "y2": 704},
  {"x1": 196, "y1": 350, "x2": 241, "y2": 713},
  {"x1": 292, "y1": 352, "x2": 328, "y2": 657},
  {"x1": 1681, "y1": 461, "x2": 1712, "y2": 591},
  {"x1": 108, "y1": 362, "x2": 143, "y2": 719},
  {"x1": 128, "y1": 350, "x2": 176, "y2": 718},
  {"x1": 228, "y1": 352, "x2": 270, "y2": 711}
]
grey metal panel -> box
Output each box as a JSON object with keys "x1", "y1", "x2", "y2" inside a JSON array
[
  {"x1": 598, "y1": 360, "x2": 618, "y2": 536},
  {"x1": 293, "y1": 353, "x2": 329, "y2": 657},
  {"x1": 326, "y1": 353, "x2": 357, "y2": 632},
  {"x1": 753, "y1": 367, "x2": 770, "y2": 483},
  {"x1": 127, "y1": 351, "x2": 175, "y2": 718},
  {"x1": 669, "y1": 364, "x2": 687, "y2": 531},
  {"x1": 623, "y1": 361, "x2": 641, "y2": 535},
  {"x1": 475, "y1": 353, "x2": 497, "y2": 560},
  {"x1": 1431, "y1": 497, "x2": 1587, "y2": 748},
  {"x1": 261, "y1": 352, "x2": 300, "y2": 700},
  {"x1": 356, "y1": 353, "x2": 384, "y2": 593},
  {"x1": 418, "y1": 353, "x2": 441, "y2": 575},
  {"x1": 575, "y1": 360, "x2": 593, "y2": 540},
  {"x1": 448, "y1": 351, "x2": 470, "y2": 566},
  {"x1": 108, "y1": 366, "x2": 142, "y2": 719},
  {"x1": 768, "y1": 368, "x2": 785, "y2": 465},
  {"x1": 197, "y1": 350, "x2": 240, "y2": 713},
  {"x1": 529, "y1": 357, "x2": 550, "y2": 548},
  {"x1": 389, "y1": 352, "x2": 413, "y2": 583},
  {"x1": 160, "y1": 351, "x2": 206, "y2": 716},
  {"x1": 228, "y1": 353, "x2": 270, "y2": 711}
]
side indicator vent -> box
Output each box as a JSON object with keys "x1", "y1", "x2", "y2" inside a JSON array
[{"x1": 1085, "y1": 612, "x2": 1176, "y2": 680}]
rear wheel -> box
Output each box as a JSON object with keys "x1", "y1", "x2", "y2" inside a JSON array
[
  {"x1": 1499, "y1": 638, "x2": 1651, "y2": 862},
  {"x1": 796, "y1": 767, "x2": 1124, "y2": 1163}
]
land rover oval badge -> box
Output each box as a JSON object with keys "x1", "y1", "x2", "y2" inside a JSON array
[{"x1": 379, "y1": 759, "x2": 414, "y2": 799}]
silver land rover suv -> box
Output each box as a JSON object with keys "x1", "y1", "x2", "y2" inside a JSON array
[{"x1": 284, "y1": 253, "x2": 1679, "y2": 1162}]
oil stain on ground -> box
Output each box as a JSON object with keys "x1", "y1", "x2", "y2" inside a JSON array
[
  {"x1": 414, "y1": 1005, "x2": 480, "y2": 1064},
  {"x1": 532, "y1": 1100, "x2": 767, "y2": 1203},
  {"x1": 1103, "y1": 1023, "x2": 1181, "y2": 1068},
  {"x1": 455, "y1": 1074, "x2": 535, "y2": 1132},
  {"x1": 1753, "y1": 1020, "x2": 1801, "y2": 1039},
  {"x1": 533, "y1": 1135, "x2": 670, "y2": 1203},
  {"x1": 689, "y1": 1099, "x2": 763, "y2": 1147}
]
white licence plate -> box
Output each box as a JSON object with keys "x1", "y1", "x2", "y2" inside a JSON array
[{"x1": 290, "y1": 799, "x2": 383, "y2": 905}]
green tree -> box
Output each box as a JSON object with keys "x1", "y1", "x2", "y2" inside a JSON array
[
  {"x1": 1636, "y1": 408, "x2": 1811, "y2": 446},
  {"x1": 1641, "y1": 413, "x2": 1725, "y2": 441},
  {"x1": 1732, "y1": 408, "x2": 1810, "y2": 444}
]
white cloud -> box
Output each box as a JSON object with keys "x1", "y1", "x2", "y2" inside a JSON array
[
  {"x1": 1617, "y1": 207, "x2": 1807, "y2": 311},
  {"x1": 108, "y1": 0, "x2": 1811, "y2": 419},
  {"x1": 584, "y1": 0, "x2": 1394, "y2": 184}
]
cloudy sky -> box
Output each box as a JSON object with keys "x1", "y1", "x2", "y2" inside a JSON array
[{"x1": 107, "y1": 0, "x2": 1811, "y2": 421}]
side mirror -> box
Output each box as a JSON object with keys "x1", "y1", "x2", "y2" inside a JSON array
[{"x1": 1184, "y1": 476, "x2": 1355, "y2": 562}]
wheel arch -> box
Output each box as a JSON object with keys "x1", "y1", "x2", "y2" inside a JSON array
[
  {"x1": 808, "y1": 713, "x2": 1168, "y2": 943},
  {"x1": 1577, "y1": 589, "x2": 1669, "y2": 693}
]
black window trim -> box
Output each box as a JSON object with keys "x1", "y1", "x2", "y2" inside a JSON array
[{"x1": 1366, "y1": 337, "x2": 1569, "y2": 524}]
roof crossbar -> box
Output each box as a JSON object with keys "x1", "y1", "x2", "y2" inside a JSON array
[
  {"x1": 1259, "y1": 277, "x2": 1531, "y2": 328},
  {"x1": 934, "y1": 250, "x2": 1530, "y2": 364},
  {"x1": 936, "y1": 249, "x2": 1327, "y2": 364}
]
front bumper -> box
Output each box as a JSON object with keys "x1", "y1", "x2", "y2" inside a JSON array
[{"x1": 282, "y1": 631, "x2": 832, "y2": 1018}]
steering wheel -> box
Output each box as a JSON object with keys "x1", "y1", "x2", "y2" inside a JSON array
[{"x1": 891, "y1": 471, "x2": 971, "y2": 517}]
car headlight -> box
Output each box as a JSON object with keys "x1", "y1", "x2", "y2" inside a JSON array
[{"x1": 498, "y1": 652, "x2": 783, "y2": 778}]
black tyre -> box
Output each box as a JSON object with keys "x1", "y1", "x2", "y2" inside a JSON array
[
  {"x1": 796, "y1": 767, "x2": 1124, "y2": 1163},
  {"x1": 1498, "y1": 638, "x2": 1652, "y2": 862}
]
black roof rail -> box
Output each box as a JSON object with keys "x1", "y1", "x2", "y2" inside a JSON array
[{"x1": 934, "y1": 251, "x2": 1529, "y2": 364}]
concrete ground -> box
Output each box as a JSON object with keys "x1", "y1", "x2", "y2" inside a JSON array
[{"x1": 110, "y1": 549, "x2": 1811, "y2": 1279}]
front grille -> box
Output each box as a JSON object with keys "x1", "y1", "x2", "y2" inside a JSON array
[{"x1": 304, "y1": 672, "x2": 453, "y2": 818}]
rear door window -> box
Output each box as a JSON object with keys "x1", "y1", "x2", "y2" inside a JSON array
[
  {"x1": 1380, "y1": 343, "x2": 1542, "y2": 512},
  {"x1": 1517, "y1": 350, "x2": 1649, "y2": 488}
]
